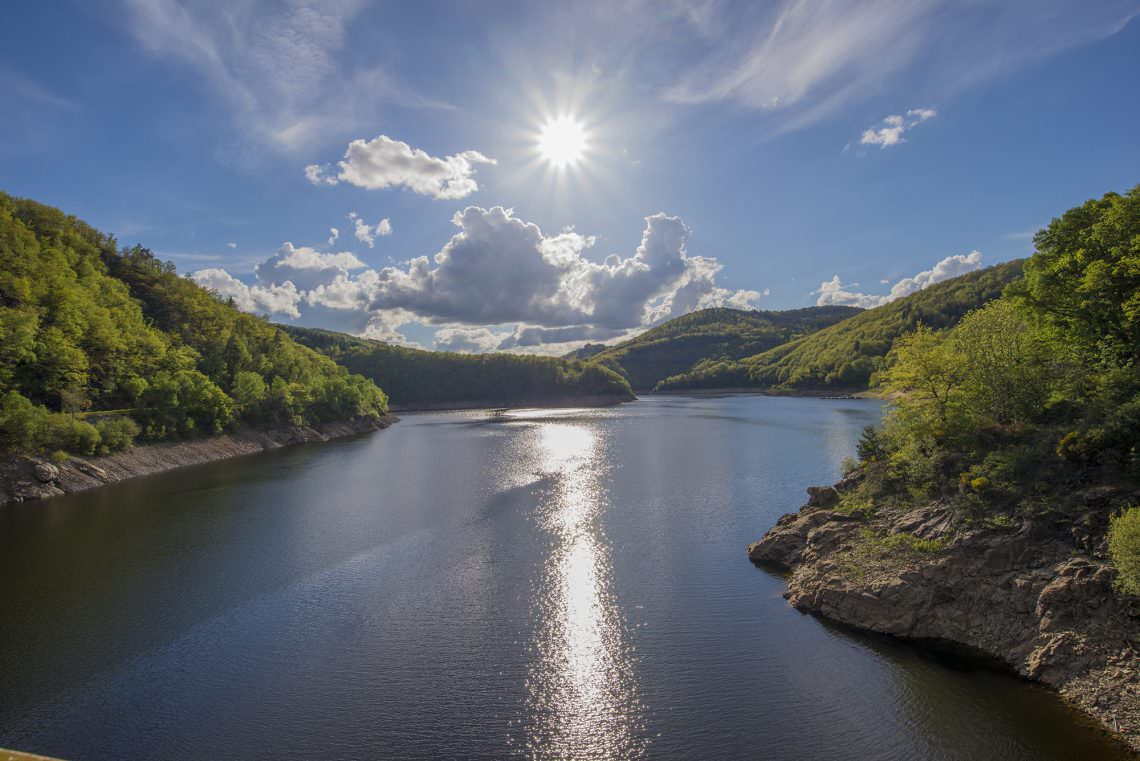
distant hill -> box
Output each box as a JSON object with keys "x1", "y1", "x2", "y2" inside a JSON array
[
  {"x1": 562, "y1": 343, "x2": 609, "y2": 362},
  {"x1": 283, "y1": 326, "x2": 634, "y2": 408},
  {"x1": 0, "y1": 192, "x2": 387, "y2": 456},
  {"x1": 657, "y1": 260, "x2": 1025, "y2": 393},
  {"x1": 574, "y1": 306, "x2": 862, "y2": 391}
]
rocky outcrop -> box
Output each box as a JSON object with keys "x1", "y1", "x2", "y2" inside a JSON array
[
  {"x1": 0, "y1": 414, "x2": 397, "y2": 506},
  {"x1": 749, "y1": 482, "x2": 1140, "y2": 753}
]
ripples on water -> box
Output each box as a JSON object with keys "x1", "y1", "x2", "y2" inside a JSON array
[
  {"x1": 522, "y1": 421, "x2": 646, "y2": 758},
  {"x1": 0, "y1": 396, "x2": 1132, "y2": 761}
]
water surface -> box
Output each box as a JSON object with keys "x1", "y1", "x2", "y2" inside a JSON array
[{"x1": 0, "y1": 396, "x2": 1127, "y2": 759}]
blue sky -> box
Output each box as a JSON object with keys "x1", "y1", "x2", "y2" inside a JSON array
[{"x1": 2, "y1": 1, "x2": 1139, "y2": 352}]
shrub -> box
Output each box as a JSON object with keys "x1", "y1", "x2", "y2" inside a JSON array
[
  {"x1": 1108, "y1": 506, "x2": 1140, "y2": 595},
  {"x1": 48, "y1": 416, "x2": 100, "y2": 455},
  {"x1": 94, "y1": 417, "x2": 140, "y2": 452},
  {"x1": 0, "y1": 391, "x2": 100, "y2": 454}
]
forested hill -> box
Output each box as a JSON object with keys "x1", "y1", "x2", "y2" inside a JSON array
[
  {"x1": 0, "y1": 193, "x2": 387, "y2": 456},
  {"x1": 657, "y1": 260, "x2": 1024, "y2": 393},
  {"x1": 570, "y1": 305, "x2": 861, "y2": 391},
  {"x1": 283, "y1": 326, "x2": 635, "y2": 407}
]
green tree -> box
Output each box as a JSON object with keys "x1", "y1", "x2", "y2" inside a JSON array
[
  {"x1": 1018, "y1": 184, "x2": 1140, "y2": 367},
  {"x1": 952, "y1": 300, "x2": 1056, "y2": 425},
  {"x1": 231, "y1": 370, "x2": 268, "y2": 418},
  {"x1": 138, "y1": 370, "x2": 234, "y2": 438},
  {"x1": 886, "y1": 324, "x2": 964, "y2": 427}
]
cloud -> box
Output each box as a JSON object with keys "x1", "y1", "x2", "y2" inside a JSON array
[
  {"x1": 120, "y1": 0, "x2": 450, "y2": 155},
  {"x1": 327, "y1": 228, "x2": 339, "y2": 246},
  {"x1": 366, "y1": 206, "x2": 760, "y2": 334},
  {"x1": 190, "y1": 207, "x2": 759, "y2": 351},
  {"x1": 495, "y1": 324, "x2": 627, "y2": 350},
  {"x1": 860, "y1": 108, "x2": 936, "y2": 148},
  {"x1": 226, "y1": 242, "x2": 237, "y2": 249},
  {"x1": 305, "y1": 135, "x2": 496, "y2": 199},
  {"x1": 816, "y1": 250, "x2": 983, "y2": 308},
  {"x1": 191, "y1": 268, "x2": 302, "y2": 318},
  {"x1": 432, "y1": 326, "x2": 510, "y2": 353},
  {"x1": 658, "y1": 0, "x2": 1138, "y2": 133},
  {"x1": 254, "y1": 242, "x2": 366, "y2": 291},
  {"x1": 0, "y1": 66, "x2": 78, "y2": 111},
  {"x1": 348, "y1": 212, "x2": 392, "y2": 247}
]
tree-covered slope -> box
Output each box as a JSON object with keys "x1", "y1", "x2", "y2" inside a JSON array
[
  {"x1": 658, "y1": 260, "x2": 1024, "y2": 392},
  {"x1": 575, "y1": 305, "x2": 861, "y2": 391},
  {"x1": 283, "y1": 326, "x2": 635, "y2": 407},
  {"x1": 0, "y1": 192, "x2": 387, "y2": 455}
]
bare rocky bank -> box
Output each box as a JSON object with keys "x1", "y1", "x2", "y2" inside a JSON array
[
  {"x1": 749, "y1": 476, "x2": 1140, "y2": 754},
  {"x1": 0, "y1": 414, "x2": 397, "y2": 506}
]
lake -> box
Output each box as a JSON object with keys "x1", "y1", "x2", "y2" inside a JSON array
[{"x1": 0, "y1": 395, "x2": 1128, "y2": 760}]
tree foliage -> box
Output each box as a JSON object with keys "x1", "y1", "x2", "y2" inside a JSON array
[
  {"x1": 658, "y1": 261, "x2": 1024, "y2": 392},
  {"x1": 579, "y1": 305, "x2": 861, "y2": 391},
  {"x1": 285, "y1": 326, "x2": 634, "y2": 405},
  {"x1": 851, "y1": 185, "x2": 1140, "y2": 534},
  {"x1": 1017, "y1": 185, "x2": 1140, "y2": 368},
  {"x1": 0, "y1": 192, "x2": 387, "y2": 455}
]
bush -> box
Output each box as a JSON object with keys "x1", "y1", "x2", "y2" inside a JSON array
[
  {"x1": 48, "y1": 415, "x2": 100, "y2": 454},
  {"x1": 0, "y1": 390, "x2": 100, "y2": 454},
  {"x1": 1108, "y1": 506, "x2": 1140, "y2": 595},
  {"x1": 94, "y1": 416, "x2": 140, "y2": 452}
]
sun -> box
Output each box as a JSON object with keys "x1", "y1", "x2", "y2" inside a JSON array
[{"x1": 537, "y1": 116, "x2": 588, "y2": 168}]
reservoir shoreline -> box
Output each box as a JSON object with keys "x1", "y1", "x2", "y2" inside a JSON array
[
  {"x1": 749, "y1": 478, "x2": 1140, "y2": 754},
  {"x1": 0, "y1": 414, "x2": 398, "y2": 507},
  {"x1": 0, "y1": 393, "x2": 634, "y2": 506}
]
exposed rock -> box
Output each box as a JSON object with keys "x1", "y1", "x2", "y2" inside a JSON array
[
  {"x1": 806, "y1": 485, "x2": 839, "y2": 507},
  {"x1": 747, "y1": 500, "x2": 860, "y2": 568},
  {"x1": 72, "y1": 460, "x2": 108, "y2": 481},
  {"x1": 31, "y1": 462, "x2": 59, "y2": 483},
  {"x1": 0, "y1": 414, "x2": 397, "y2": 507},
  {"x1": 750, "y1": 483, "x2": 1140, "y2": 753},
  {"x1": 835, "y1": 470, "x2": 863, "y2": 493}
]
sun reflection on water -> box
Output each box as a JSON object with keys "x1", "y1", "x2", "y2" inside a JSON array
[{"x1": 523, "y1": 421, "x2": 646, "y2": 758}]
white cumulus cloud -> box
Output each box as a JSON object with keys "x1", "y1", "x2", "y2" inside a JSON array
[
  {"x1": 366, "y1": 206, "x2": 760, "y2": 334},
  {"x1": 189, "y1": 207, "x2": 761, "y2": 351},
  {"x1": 254, "y1": 242, "x2": 366, "y2": 292},
  {"x1": 860, "y1": 108, "x2": 937, "y2": 148},
  {"x1": 432, "y1": 326, "x2": 511, "y2": 353},
  {"x1": 191, "y1": 268, "x2": 302, "y2": 318},
  {"x1": 816, "y1": 250, "x2": 983, "y2": 308},
  {"x1": 305, "y1": 135, "x2": 495, "y2": 200},
  {"x1": 348, "y1": 212, "x2": 393, "y2": 247}
]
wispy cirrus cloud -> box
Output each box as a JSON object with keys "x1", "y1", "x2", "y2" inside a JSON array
[
  {"x1": 120, "y1": 0, "x2": 450, "y2": 154},
  {"x1": 658, "y1": 0, "x2": 1139, "y2": 133}
]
